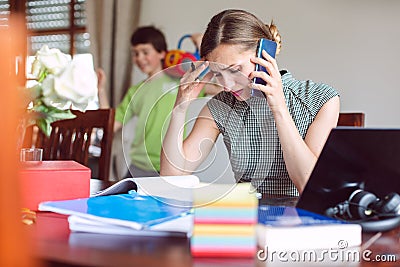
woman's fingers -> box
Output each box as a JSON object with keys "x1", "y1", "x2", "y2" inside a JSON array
[
  {"x1": 251, "y1": 56, "x2": 275, "y2": 77},
  {"x1": 181, "y1": 61, "x2": 209, "y2": 92},
  {"x1": 182, "y1": 61, "x2": 209, "y2": 82},
  {"x1": 178, "y1": 61, "x2": 210, "y2": 104},
  {"x1": 250, "y1": 71, "x2": 274, "y2": 88},
  {"x1": 249, "y1": 51, "x2": 283, "y2": 98},
  {"x1": 249, "y1": 48, "x2": 281, "y2": 86},
  {"x1": 262, "y1": 50, "x2": 279, "y2": 71}
]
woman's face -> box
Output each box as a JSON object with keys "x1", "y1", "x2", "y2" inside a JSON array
[{"x1": 205, "y1": 44, "x2": 255, "y2": 100}]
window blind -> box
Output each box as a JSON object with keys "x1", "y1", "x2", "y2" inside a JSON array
[{"x1": 26, "y1": 0, "x2": 89, "y2": 55}]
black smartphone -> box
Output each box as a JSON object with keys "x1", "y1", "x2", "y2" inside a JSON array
[{"x1": 252, "y1": 38, "x2": 277, "y2": 98}]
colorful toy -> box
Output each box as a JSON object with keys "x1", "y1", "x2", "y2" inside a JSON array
[{"x1": 164, "y1": 34, "x2": 200, "y2": 77}]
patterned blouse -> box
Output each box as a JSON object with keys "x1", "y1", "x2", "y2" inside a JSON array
[{"x1": 207, "y1": 70, "x2": 339, "y2": 196}]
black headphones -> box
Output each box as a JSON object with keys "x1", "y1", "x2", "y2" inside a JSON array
[{"x1": 325, "y1": 189, "x2": 400, "y2": 232}]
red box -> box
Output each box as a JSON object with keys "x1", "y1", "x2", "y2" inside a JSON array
[{"x1": 19, "y1": 160, "x2": 91, "y2": 210}]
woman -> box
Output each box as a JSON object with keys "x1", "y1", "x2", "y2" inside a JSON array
[{"x1": 160, "y1": 9, "x2": 340, "y2": 197}]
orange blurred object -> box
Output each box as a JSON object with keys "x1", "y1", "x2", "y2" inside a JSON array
[{"x1": 0, "y1": 17, "x2": 40, "y2": 267}]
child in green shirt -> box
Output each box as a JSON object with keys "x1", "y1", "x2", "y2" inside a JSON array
[{"x1": 98, "y1": 27, "x2": 219, "y2": 178}]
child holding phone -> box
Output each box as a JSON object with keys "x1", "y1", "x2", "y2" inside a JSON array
[{"x1": 160, "y1": 9, "x2": 340, "y2": 197}]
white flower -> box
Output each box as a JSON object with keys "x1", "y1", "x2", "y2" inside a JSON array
[
  {"x1": 27, "y1": 45, "x2": 98, "y2": 136},
  {"x1": 31, "y1": 45, "x2": 71, "y2": 78},
  {"x1": 41, "y1": 57, "x2": 98, "y2": 111}
]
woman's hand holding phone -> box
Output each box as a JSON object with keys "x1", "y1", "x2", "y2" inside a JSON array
[
  {"x1": 250, "y1": 40, "x2": 286, "y2": 112},
  {"x1": 251, "y1": 38, "x2": 278, "y2": 98},
  {"x1": 175, "y1": 61, "x2": 210, "y2": 111}
]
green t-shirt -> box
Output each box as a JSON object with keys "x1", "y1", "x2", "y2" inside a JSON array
[{"x1": 116, "y1": 74, "x2": 180, "y2": 172}]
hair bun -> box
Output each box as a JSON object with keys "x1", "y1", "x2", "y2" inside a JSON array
[{"x1": 268, "y1": 21, "x2": 282, "y2": 55}]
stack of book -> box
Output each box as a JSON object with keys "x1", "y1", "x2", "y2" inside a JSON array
[{"x1": 190, "y1": 183, "x2": 258, "y2": 257}]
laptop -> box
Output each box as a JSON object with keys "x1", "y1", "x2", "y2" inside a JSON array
[{"x1": 296, "y1": 127, "x2": 400, "y2": 216}]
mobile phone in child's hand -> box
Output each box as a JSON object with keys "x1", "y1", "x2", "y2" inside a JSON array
[{"x1": 252, "y1": 38, "x2": 277, "y2": 98}]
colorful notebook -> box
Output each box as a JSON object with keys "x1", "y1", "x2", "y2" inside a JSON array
[{"x1": 191, "y1": 183, "x2": 258, "y2": 258}]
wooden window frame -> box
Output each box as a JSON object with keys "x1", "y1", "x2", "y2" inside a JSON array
[
  {"x1": 9, "y1": 0, "x2": 87, "y2": 80},
  {"x1": 25, "y1": 0, "x2": 87, "y2": 56}
]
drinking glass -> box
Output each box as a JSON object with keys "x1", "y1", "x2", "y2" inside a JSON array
[{"x1": 20, "y1": 148, "x2": 43, "y2": 161}]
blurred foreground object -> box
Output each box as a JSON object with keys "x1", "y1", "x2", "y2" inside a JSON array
[{"x1": 0, "y1": 16, "x2": 40, "y2": 267}]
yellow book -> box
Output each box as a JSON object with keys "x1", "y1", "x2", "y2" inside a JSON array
[{"x1": 193, "y1": 182, "x2": 258, "y2": 208}]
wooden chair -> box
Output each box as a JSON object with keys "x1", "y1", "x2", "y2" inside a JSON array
[
  {"x1": 338, "y1": 112, "x2": 365, "y2": 127},
  {"x1": 34, "y1": 109, "x2": 115, "y2": 181}
]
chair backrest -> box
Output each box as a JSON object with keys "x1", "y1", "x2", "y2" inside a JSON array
[
  {"x1": 35, "y1": 109, "x2": 115, "y2": 181},
  {"x1": 338, "y1": 112, "x2": 365, "y2": 127}
]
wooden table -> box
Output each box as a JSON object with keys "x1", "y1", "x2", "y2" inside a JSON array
[{"x1": 28, "y1": 180, "x2": 400, "y2": 267}]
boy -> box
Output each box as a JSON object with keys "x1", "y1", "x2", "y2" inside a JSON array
[{"x1": 97, "y1": 26, "x2": 181, "y2": 177}]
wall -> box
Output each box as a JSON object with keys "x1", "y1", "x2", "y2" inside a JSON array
[{"x1": 137, "y1": 0, "x2": 400, "y2": 127}]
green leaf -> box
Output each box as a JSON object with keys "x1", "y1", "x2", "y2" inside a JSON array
[
  {"x1": 36, "y1": 118, "x2": 52, "y2": 137},
  {"x1": 32, "y1": 104, "x2": 49, "y2": 114},
  {"x1": 45, "y1": 109, "x2": 76, "y2": 124},
  {"x1": 38, "y1": 69, "x2": 49, "y2": 83},
  {"x1": 33, "y1": 106, "x2": 76, "y2": 136}
]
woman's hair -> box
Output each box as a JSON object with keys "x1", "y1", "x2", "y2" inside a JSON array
[
  {"x1": 130, "y1": 26, "x2": 167, "y2": 53},
  {"x1": 200, "y1": 9, "x2": 282, "y2": 58}
]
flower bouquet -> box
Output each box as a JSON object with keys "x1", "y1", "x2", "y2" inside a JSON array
[{"x1": 24, "y1": 45, "x2": 98, "y2": 137}]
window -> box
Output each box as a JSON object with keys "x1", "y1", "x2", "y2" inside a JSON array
[
  {"x1": 2, "y1": 0, "x2": 90, "y2": 80},
  {"x1": 0, "y1": 0, "x2": 10, "y2": 28},
  {"x1": 26, "y1": 0, "x2": 90, "y2": 56}
]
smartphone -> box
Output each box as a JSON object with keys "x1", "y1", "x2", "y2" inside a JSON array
[{"x1": 252, "y1": 38, "x2": 278, "y2": 98}]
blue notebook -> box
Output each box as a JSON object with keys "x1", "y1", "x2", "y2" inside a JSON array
[
  {"x1": 256, "y1": 205, "x2": 362, "y2": 250},
  {"x1": 258, "y1": 205, "x2": 351, "y2": 226},
  {"x1": 39, "y1": 193, "x2": 192, "y2": 231}
]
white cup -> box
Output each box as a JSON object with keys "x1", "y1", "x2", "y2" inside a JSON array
[{"x1": 20, "y1": 148, "x2": 43, "y2": 161}]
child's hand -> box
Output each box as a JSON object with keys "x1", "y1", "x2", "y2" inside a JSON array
[
  {"x1": 96, "y1": 68, "x2": 111, "y2": 108},
  {"x1": 190, "y1": 33, "x2": 203, "y2": 50},
  {"x1": 96, "y1": 68, "x2": 107, "y2": 93}
]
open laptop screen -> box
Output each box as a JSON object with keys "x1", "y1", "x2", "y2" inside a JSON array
[{"x1": 296, "y1": 127, "x2": 400, "y2": 216}]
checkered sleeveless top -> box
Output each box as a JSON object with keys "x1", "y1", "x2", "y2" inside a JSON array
[{"x1": 207, "y1": 70, "x2": 339, "y2": 196}]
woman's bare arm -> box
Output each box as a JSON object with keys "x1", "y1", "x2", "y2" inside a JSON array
[{"x1": 160, "y1": 105, "x2": 219, "y2": 175}]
